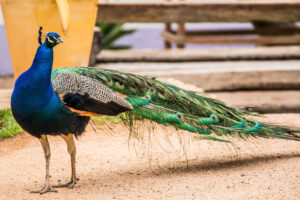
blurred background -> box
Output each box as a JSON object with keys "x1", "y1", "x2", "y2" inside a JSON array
[
  {"x1": 1, "y1": 0, "x2": 300, "y2": 113},
  {"x1": 1, "y1": 2, "x2": 300, "y2": 199}
]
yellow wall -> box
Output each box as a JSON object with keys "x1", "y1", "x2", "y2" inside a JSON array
[{"x1": 1, "y1": 0, "x2": 98, "y2": 78}]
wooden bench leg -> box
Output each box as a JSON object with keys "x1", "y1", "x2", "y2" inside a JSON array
[
  {"x1": 176, "y1": 23, "x2": 186, "y2": 48},
  {"x1": 164, "y1": 23, "x2": 172, "y2": 49},
  {"x1": 176, "y1": 0, "x2": 186, "y2": 49}
]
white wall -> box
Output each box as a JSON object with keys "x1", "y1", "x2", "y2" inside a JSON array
[
  {"x1": 0, "y1": 4, "x2": 3, "y2": 25},
  {"x1": 0, "y1": 4, "x2": 13, "y2": 76}
]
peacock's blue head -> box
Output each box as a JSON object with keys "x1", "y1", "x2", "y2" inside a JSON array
[{"x1": 45, "y1": 32, "x2": 64, "y2": 48}]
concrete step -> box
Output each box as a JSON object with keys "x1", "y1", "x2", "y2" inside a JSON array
[
  {"x1": 0, "y1": 89, "x2": 12, "y2": 109},
  {"x1": 0, "y1": 75, "x2": 14, "y2": 89},
  {"x1": 209, "y1": 91, "x2": 300, "y2": 113},
  {"x1": 97, "y1": 46, "x2": 300, "y2": 63},
  {"x1": 96, "y1": 60, "x2": 300, "y2": 91}
]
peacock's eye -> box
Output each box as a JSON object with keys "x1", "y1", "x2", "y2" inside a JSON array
[
  {"x1": 49, "y1": 36, "x2": 54, "y2": 40},
  {"x1": 107, "y1": 78, "x2": 113, "y2": 86},
  {"x1": 210, "y1": 114, "x2": 219, "y2": 122},
  {"x1": 176, "y1": 113, "x2": 184, "y2": 120},
  {"x1": 117, "y1": 81, "x2": 125, "y2": 89},
  {"x1": 149, "y1": 87, "x2": 156, "y2": 94},
  {"x1": 143, "y1": 95, "x2": 151, "y2": 100}
]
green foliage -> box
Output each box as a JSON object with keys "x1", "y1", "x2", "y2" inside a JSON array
[
  {"x1": 0, "y1": 109, "x2": 23, "y2": 139},
  {"x1": 96, "y1": 23, "x2": 135, "y2": 50}
]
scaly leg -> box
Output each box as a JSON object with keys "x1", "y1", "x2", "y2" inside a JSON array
[
  {"x1": 31, "y1": 135, "x2": 57, "y2": 194},
  {"x1": 54, "y1": 133, "x2": 77, "y2": 189}
]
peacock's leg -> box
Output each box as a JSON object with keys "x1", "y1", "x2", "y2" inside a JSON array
[
  {"x1": 54, "y1": 133, "x2": 77, "y2": 189},
  {"x1": 31, "y1": 134, "x2": 57, "y2": 194}
]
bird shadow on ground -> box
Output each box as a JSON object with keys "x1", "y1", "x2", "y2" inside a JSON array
[
  {"x1": 77, "y1": 151, "x2": 300, "y2": 189},
  {"x1": 169, "y1": 152, "x2": 300, "y2": 173}
]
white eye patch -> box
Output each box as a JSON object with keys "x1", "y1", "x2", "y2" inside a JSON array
[{"x1": 47, "y1": 36, "x2": 55, "y2": 43}]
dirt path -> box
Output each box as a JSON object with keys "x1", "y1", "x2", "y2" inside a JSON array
[{"x1": 0, "y1": 114, "x2": 299, "y2": 200}]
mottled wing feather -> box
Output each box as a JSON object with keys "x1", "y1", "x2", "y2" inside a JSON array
[{"x1": 52, "y1": 73, "x2": 133, "y2": 116}]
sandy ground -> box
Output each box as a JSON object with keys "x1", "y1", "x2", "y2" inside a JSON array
[{"x1": 0, "y1": 114, "x2": 299, "y2": 200}]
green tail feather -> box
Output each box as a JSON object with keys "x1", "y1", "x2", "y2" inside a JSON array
[{"x1": 52, "y1": 67, "x2": 300, "y2": 142}]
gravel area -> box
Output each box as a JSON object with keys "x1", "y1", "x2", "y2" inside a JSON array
[{"x1": 0, "y1": 114, "x2": 299, "y2": 200}]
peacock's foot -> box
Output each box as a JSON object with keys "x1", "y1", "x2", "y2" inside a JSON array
[
  {"x1": 30, "y1": 183, "x2": 57, "y2": 194},
  {"x1": 53, "y1": 178, "x2": 78, "y2": 189}
]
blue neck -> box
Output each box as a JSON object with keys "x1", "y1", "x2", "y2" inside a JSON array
[
  {"x1": 12, "y1": 43, "x2": 55, "y2": 114},
  {"x1": 25, "y1": 43, "x2": 54, "y2": 94},
  {"x1": 29, "y1": 43, "x2": 53, "y2": 81}
]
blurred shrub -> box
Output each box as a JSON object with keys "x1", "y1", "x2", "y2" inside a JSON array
[
  {"x1": 96, "y1": 23, "x2": 135, "y2": 50},
  {"x1": 0, "y1": 109, "x2": 23, "y2": 139}
]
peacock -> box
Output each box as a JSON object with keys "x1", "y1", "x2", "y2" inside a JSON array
[{"x1": 11, "y1": 28, "x2": 299, "y2": 194}]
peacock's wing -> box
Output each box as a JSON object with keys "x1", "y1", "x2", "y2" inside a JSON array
[
  {"x1": 51, "y1": 67, "x2": 299, "y2": 141},
  {"x1": 51, "y1": 70, "x2": 133, "y2": 116}
]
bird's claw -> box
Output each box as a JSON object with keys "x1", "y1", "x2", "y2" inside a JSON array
[
  {"x1": 53, "y1": 178, "x2": 77, "y2": 189},
  {"x1": 30, "y1": 184, "x2": 57, "y2": 194}
]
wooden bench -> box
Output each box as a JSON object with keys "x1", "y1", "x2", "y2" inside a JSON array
[{"x1": 98, "y1": 1, "x2": 300, "y2": 48}]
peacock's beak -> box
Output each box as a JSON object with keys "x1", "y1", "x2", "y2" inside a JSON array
[{"x1": 57, "y1": 38, "x2": 64, "y2": 43}]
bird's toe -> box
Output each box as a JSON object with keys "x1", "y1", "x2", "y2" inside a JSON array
[
  {"x1": 53, "y1": 178, "x2": 77, "y2": 189},
  {"x1": 30, "y1": 185, "x2": 57, "y2": 194}
]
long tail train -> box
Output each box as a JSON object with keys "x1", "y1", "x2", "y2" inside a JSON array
[{"x1": 51, "y1": 67, "x2": 300, "y2": 142}]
